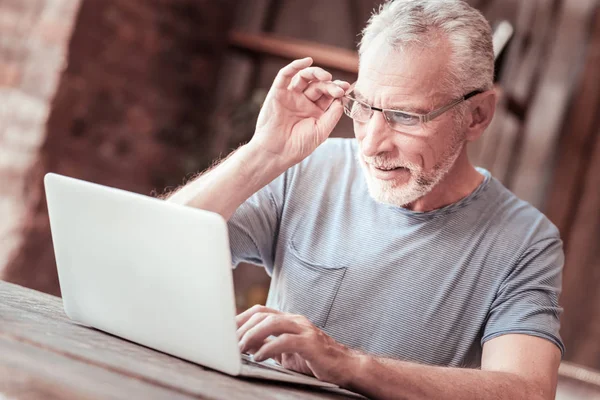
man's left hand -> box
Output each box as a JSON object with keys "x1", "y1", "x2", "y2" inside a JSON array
[{"x1": 236, "y1": 305, "x2": 360, "y2": 386}]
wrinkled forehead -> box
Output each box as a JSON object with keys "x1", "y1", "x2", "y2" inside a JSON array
[{"x1": 356, "y1": 35, "x2": 453, "y2": 106}]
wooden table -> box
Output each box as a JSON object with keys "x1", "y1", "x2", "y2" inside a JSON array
[{"x1": 0, "y1": 281, "x2": 361, "y2": 399}]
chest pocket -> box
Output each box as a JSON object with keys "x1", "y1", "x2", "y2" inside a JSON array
[{"x1": 276, "y1": 240, "x2": 347, "y2": 328}]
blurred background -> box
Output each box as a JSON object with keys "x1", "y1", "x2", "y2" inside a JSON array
[{"x1": 1, "y1": 0, "x2": 599, "y2": 396}]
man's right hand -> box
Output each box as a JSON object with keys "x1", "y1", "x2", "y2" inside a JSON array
[
  {"x1": 249, "y1": 57, "x2": 350, "y2": 168},
  {"x1": 165, "y1": 58, "x2": 348, "y2": 219}
]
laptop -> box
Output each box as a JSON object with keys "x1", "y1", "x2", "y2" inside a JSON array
[{"x1": 44, "y1": 173, "x2": 338, "y2": 389}]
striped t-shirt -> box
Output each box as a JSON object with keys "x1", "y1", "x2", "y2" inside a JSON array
[{"x1": 228, "y1": 138, "x2": 564, "y2": 367}]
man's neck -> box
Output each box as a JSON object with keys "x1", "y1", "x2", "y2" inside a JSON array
[{"x1": 405, "y1": 149, "x2": 484, "y2": 212}]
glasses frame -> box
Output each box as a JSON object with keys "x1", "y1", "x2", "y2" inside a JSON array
[{"x1": 342, "y1": 89, "x2": 483, "y2": 129}]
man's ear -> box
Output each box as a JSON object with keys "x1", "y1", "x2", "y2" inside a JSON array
[{"x1": 465, "y1": 90, "x2": 497, "y2": 142}]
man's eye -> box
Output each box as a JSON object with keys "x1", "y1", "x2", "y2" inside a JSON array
[
  {"x1": 388, "y1": 111, "x2": 419, "y2": 126},
  {"x1": 351, "y1": 102, "x2": 371, "y2": 117}
]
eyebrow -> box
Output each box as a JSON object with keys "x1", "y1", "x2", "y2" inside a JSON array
[{"x1": 351, "y1": 89, "x2": 430, "y2": 114}]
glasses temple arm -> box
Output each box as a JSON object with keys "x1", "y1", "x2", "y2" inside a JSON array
[{"x1": 421, "y1": 90, "x2": 484, "y2": 123}]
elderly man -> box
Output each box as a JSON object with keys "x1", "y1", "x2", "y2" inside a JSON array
[{"x1": 167, "y1": 1, "x2": 563, "y2": 398}]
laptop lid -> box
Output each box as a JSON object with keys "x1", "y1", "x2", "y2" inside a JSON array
[{"x1": 44, "y1": 173, "x2": 242, "y2": 375}]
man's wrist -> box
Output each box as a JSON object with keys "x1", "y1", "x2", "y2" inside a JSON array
[
  {"x1": 239, "y1": 141, "x2": 292, "y2": 184},
  {"x1": 342, "y1": 348, "x2": 371, "y2": 389}
]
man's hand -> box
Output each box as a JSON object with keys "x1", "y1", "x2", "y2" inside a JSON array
[
  {"x1": 236, "y1": 305, "x2": 359, "y2": 386},
  {"x1": 164, "y1": 57, "x2": 348, "y2": 219},
  {"x1": 250, "y1": 57, "x2": 350, "y2": 168}
]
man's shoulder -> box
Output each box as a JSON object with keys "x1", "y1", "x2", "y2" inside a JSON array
[{"x1": 484, "y1": 176, "x2": 561, "y2": 247}]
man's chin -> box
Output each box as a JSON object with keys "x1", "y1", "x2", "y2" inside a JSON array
[
  {"x1": 364, "y1": 176, "x2": 422, "y2": 207},
  {"x1": 365, "y1": 167, "x2": 412, "y2": 190}
]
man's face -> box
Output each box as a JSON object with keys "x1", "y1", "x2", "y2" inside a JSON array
[{"x1": 353, "y1": 38, "x2": 467, "y2": 207}]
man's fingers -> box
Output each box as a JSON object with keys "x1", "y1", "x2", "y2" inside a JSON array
[
  {"x1": 288, "y1": 67, "x2": 333, "y2": 92},
  {"x1": 272, "y1": 352, "x2": 283, "y2": 365},
  {"x1": 253, "y1": 333, "x2": 304, "y2": 362},
  {"x1": 237, "y1": 311, "x2": 270, "y2": 340},
  {"x1": 315, "y1": 99, "x2": 344, "y2": 142},
  {"x1": 238, "y1": 315, "x2": 303, "y2": 354},
  {"x1": 235, "y1": 304, "x2": 281, "y2": 328},
  {"x1": 303, "y1": 80, "x2": 349, "y2": 112},
  {"x1": 303, "y1": 81, "x2": 345, "y2": 102},
  {"x1": 315, "y1": 96, "x2": 334, "y2": 111},
  {"x1": 301, "y1": 67, "x2": 332, "y2": 82},
  {"x1": 273, "y1": 57, "x2": 313, "y2": 89},
  {"x1": 333, "y1": 80, "x2": 351, "y2": 92}
]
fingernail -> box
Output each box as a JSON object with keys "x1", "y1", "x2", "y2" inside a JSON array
[{"x1": 254, "y1": 353, "x2": 264, "y2": 362}]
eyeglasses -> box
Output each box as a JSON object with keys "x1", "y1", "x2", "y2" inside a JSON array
[{"x1": 341, "y1": 90, "x2": 482, "y2": 133}]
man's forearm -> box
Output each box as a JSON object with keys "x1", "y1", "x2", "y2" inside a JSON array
[
  {"x1": 347, "y1": 354, "x2": 548, "y2": 400},
  {"x1": 164, "y1": 143, "x2": 286, "y2": 220}
]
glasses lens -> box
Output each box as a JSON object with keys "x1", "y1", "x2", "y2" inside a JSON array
[
  {"x1": 343, "y1": 97, "x2": 371, "y2": 122},
  {"x1": 385, "y1": 110, "x2": 420, "y2": 128}
]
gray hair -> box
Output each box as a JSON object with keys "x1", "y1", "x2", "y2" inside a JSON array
[{"x1": 359, "y1": 0, "x2": 494, "y2": 97}]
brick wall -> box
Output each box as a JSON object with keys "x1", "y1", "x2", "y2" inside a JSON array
[
  {"x1": 0, "y1": 0, "x2": 81, "y2": 278},
  {"x1": 3, "y1": 0, "x2": 235, "y2": 294}
]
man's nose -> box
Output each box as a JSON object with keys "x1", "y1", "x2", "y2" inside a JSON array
[{"x1": 361, "y1": 111, "x2": 395, "y2": 157}]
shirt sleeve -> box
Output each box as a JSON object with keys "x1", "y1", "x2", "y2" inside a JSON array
[
  {"x1": 482, "y1": 237, "x2": 565, "y2": 355},
  {"x1": 226, "y1": 170, "x2": 288, "y2": 275}
]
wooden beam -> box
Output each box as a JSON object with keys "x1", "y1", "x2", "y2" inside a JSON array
[{"x1": 228, "y1": 31, "x2": 359, "y2": 73}]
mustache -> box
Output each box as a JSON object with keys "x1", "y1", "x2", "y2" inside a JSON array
[{"x1": 360, "y1": 154, "x2": 421, "y2": 171}]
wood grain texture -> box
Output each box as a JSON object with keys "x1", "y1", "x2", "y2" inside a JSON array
[
  {"x1": 0, "y1": 335, "x2": 196, "y2": 400},
  {"x1": 0, "y1": 281, "x2": 359, "y2": 399}
]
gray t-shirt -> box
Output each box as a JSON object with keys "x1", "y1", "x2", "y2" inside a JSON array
[{"x1": 228, "y1": 138, "x2": 564, "y2": 367}]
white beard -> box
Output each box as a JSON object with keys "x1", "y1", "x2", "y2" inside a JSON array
[{"x1": 357, "y1": 136, "x2": 464, "y2": 208}]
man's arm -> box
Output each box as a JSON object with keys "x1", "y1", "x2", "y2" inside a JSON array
[
  {"x1": 164, "y1": 57, "x2": 348, "y2": 220},
  {"x1": 236, "y1": 307, "x2": 561, "y2": 400},
  {"x1": 165, "y1": 143, "x2": 283, "y2": 220},
  {"x1": 348, "y1": 334, "x2": 560, "y2": 400}
]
